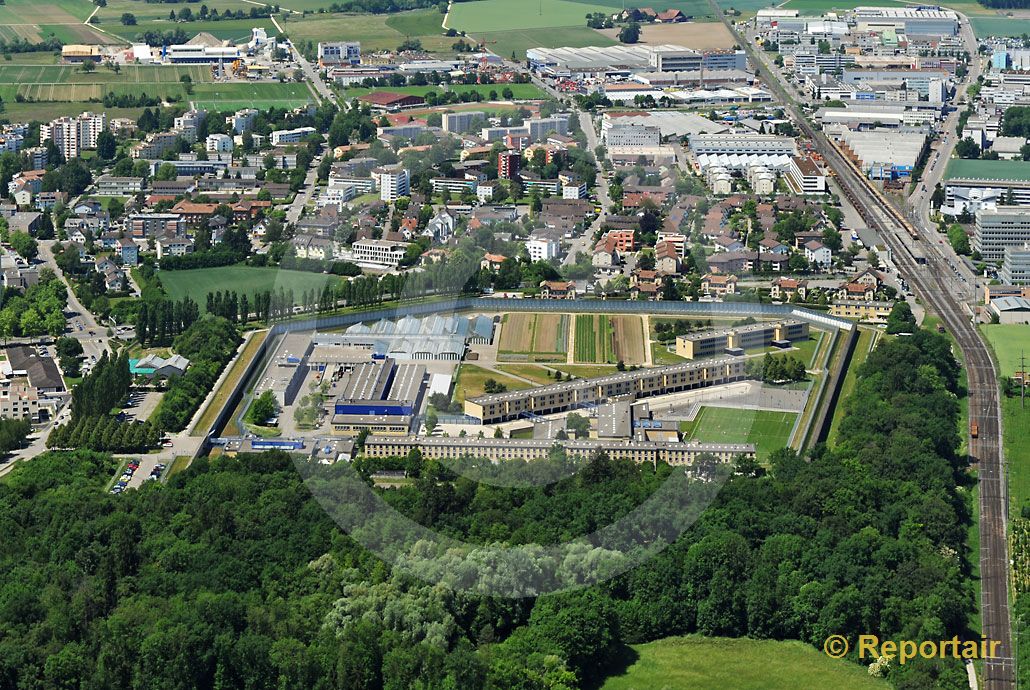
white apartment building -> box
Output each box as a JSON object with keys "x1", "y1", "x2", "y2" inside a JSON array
[
  {"x1": 975, "y1": 206, "x2": 1030, "y2": 262},
  {"x1": 270, "y1": 126, "x2": 317, "y2": 146},
  {"x1": 173, "y1": 109, "x2": 205, "y2": 143},
  {"x1": 603, "y1": 124, "x2": 661, "y2": 147},
  {"x1": 785, "y1": 156, "x2": 826, "y2": 195},
  {"x1": 352, "y1": 239, "x2": 409, "y2": 267},
  {"x1": 375, "y1": 167, "x2": 410, "y2": 202},
  {"x1": 227, "y1": 108, "x2": 258, "y2": 134},
  {"x1": 526, "y1": 236, "x2": 560, "y2": 262},
  {"x1": 39, "y1": 112, "x2": 107, "y2": 159},
  {"x1": 206, "y1": 133, "x2": 234, "y2": 153}
]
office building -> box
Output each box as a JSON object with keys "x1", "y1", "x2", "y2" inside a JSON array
[
  {"x1": 317, "y1": 41, "x2": 361, "y2": 66},
  {"x1": 603, "y1": 124, "x2": 661, "y2": 147},
  {"x1": 351, "y1": 239, "x2": 409, "y2": 267},
  {"x1": 688, "y1": 133, "x2": 796, "y2": 156},
  {"x1": 1001, "y1": 242, "x2": 1030, "y2": 285},
  {"x1": 975, "y1": 206, "x2": 1030, "y2": 262}
]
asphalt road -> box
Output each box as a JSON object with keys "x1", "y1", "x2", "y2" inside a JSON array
[
  {"x1": 38, "y1": 240, "x2": 110, "y2": 365},
  {"x1": 718, "y1": 7, "x2": 1015, "y2": 687},
  {"x1": 563, "y1": 111, "x2": 609, "y2": 267}
]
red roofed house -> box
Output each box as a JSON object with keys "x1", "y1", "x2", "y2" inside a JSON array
[
  {"x1": 701, "y1": 273, "x2": 738, "y2": 297},
  {"x1": 657, "y1": 9, "x2": 686, "y2": 22},
  {"x1": 481, "y1": 253, "x2": 506, "y2": 270},
  {"x1": 771, "y1": 277, "x2": 808, "y2": 302},
  {"x1": 602, "y1": 229, "x2": 635, "y2": 252},
  {"x1": 539, "y1": 280, "x2": 576, "y2": 299},
  {"x1": 359, "y1": 91, "x2": 426, "y2": 111},
  {"x1": 171, "y1": 200, "x2": 217, "y2": 227}
]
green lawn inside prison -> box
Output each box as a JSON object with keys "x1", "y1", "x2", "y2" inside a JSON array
[{"x1": 678, "y1": 406, "x2": 797, "y2": 461}]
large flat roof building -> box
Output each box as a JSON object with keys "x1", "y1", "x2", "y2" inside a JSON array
[
  {"x1": 363, "y1": 434, "x2": 756, "y2": 466},
  {"x1": 465, "y1": 358, "x2": 748, "y2": 424},
  {"x1": 676, "y1": 321, "x2": 809, "y2": 359},
  {"x1": 975, "y1": 206, "x2": 1030, "y2": 262}
]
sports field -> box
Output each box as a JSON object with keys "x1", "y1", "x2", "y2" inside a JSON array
[
  {"x1": 286, "y1": 10, "x2": 454, "y2": 52},
  {"x1": 600, "y1": 636, "x2": 887, "y2": 690},
  {"x1": 679, "y1": 406, "x2": 796, "y2": 460},
  {"x1": 160, "y1": 267, "x2": 338, "y2": 311},
  {"x1": 190, "y1": 82, "x2": 313, "y2": 111}
]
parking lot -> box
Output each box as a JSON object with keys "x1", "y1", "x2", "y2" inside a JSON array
[
  {"x1": 120, "y1": 391, "x2": 163, "y2": 423},
  {"x1": 110, "y1": 457, "x2": 167, "y2": 494}
]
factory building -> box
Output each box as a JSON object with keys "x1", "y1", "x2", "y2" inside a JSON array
[
  {"x1": 465, "y1": 358, "x2": 748, "y2": 424},
  {"x1": 675, "y1": 321, "x2": 809, "y2": 359},
  {"x1": 362, "y1": 435, "x2": 756, "y2": 466},
  {"x1": 688, "y1": 133, "x2": 797, "y2": 156},
  {"x1": 852, "y1": 6, "x2": 959, "y2": 36}
]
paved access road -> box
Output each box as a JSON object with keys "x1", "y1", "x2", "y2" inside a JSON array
[{"x1": 714, "y1": 6, "x2": 1015, "y2": 687}]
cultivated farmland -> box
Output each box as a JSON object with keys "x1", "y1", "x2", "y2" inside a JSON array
[
  {"x1": 574, "y1": 314, "x2": 614, "y2": 364},
  {"x1": 611, "y1": 315, "x2": 646, "y2": 364},
  {"x1": 285, "y1": 10, "x2": 455, "y2": 53},
  {"x1": 498, "y1": 313, "x2": 569, "y2": 362}
]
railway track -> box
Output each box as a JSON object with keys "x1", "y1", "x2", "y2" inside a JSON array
[{"x1": 709, "y1": 6, "x2": 1015, "y2": 686}]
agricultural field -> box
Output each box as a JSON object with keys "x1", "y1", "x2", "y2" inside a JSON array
[
  {"x1": 780, "y1": 0, "x2": 908, "y2": 11},
  {"x1": 448, "y1": 0, "x2": 616, "y2": 32},
  {"x1": 472, "y1": 27, "x2": 616, "y2": 61},
  {"x1": 600, "y1": 636, "x2": 887, "y2": 690},
  {"x1": 0, "y1": 64, "x2": 213, "y2": 103},
  {"x1": 338, "y1": 83, "x2": 547, "y2": 100},
  {"x1": 99, "y1": 17, "x2": 280, "y2": 43},
  {"x1": 574, "y1": 314, "x2": 645, "y2": 365},
  {"x1": 285, "y1": 10, "x2": 455, "y2": 53},
  {"x1": 498, "y1": 313, "x2": 569, "y2": 362},
  {"x1": 972, "y1": 17, "x2": 1030, "y2": 38},
  {"x1": 160, "y1": 266, "x2": 338, "y2": 311},
  {"x1": 597, "y1": 21, "x2": 736, "y2": 49},
  {"x1": 0, "y1": 0, "x2": 115, "y2": 44},
  {"x1": 495, "y1": 364, "x2": 560, "y2": 386},
  {"x1": 678, "y1": 406, "x2": 797, "y2": 461},
  {"x1": 574, "y1": 314, "x2": 613, "y2": 364}
]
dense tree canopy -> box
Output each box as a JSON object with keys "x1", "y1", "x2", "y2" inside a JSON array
[{"x1": 0, "y1": 328, "x2": 970, "y2": 688}]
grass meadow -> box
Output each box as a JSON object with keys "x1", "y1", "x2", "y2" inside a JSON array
[
  {"x1": 160, "y1": 267, "x2": 338, "y2": 311},
  {"x1": 678, "y1": 406, "x2": 797, "y2": 461}
]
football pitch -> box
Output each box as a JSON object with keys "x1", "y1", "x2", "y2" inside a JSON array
[{"x1": 679, "y1": 406, "x2": 796, "y2": 460}]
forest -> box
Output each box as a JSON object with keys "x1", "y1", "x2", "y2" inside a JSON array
[{"x1": 0, "y1": 328, "x2": 971, "y2": 689}]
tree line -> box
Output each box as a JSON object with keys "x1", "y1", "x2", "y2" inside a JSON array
[
  {"x1": 137, "y1": 296, "x2": 201, "y2": 347},
  {"x1": 70, "y1": 351, "x2": 131, "y2": 420},
  {"x1": 47, "y1": 415, "x2": 161, "y2": 453},
  {"x1": 150, "y1": 317, "x2": 241, "y2": 432}
]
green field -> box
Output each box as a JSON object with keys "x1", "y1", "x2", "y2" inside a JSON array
[
  {"x1": 339, "y1": 83, "x2": 546, "y2": 100},
  {"x1": 781, "y1": 0, "x2": 907, "y2": 11},
  {"x1": 449, "y1": 0, "x2": 615, "y2": 32},
  {"x1": 945, "y1": 158, "x2": 1030, "y2": 183},
  {"x1": 190, "y1": 82, "x2": 313, "y2": 110},
  {"x1": 979, "y1": 324, "x2": 1030, "y2": 512},
  {"x1": 575, "y1": 314, "x2": 615, "y2": 364},
  {"x1": 0, "y1": 64, "x2": 217, "y2": 104},
  {"x1": 453, "y1": 364, "x2": 532, "y2": 404},
  {"x1": 0, "y1": 0, "x2": 113, "y2": 44},
  {"x1": 285, "y1": 10, "x2": 455, "y2": 52},
  {"x1": 600, "y1": 636, "x2": 887, "y2": 690},
  {"x1": 100, "y1": 17, "x2": 279, "y2": 43},
  {"x1": 827, "y1": 328, "x2": 876, "y2": 445},
  {"x1": 474, "y1": 26, "x2": 617, "y2": 60},
  {"x1": 970, "y1": 17, "x2": 1030, "y2": 38},
  {"x1": 679, "y1": 406, "x2": 797, "y2": 461},
  {"x1": 160, "y1": 266, "x2": 338, "y2": 311}
]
